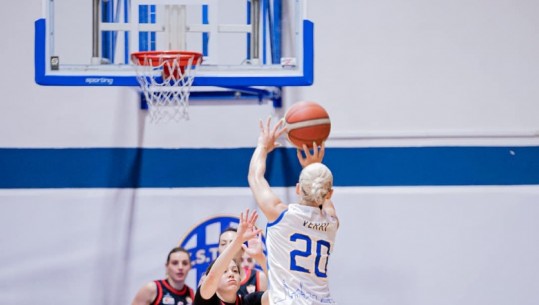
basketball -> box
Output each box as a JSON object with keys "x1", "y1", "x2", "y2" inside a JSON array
[{"x1": 284, "y1": 101, "x2": 331, "y2": 148}]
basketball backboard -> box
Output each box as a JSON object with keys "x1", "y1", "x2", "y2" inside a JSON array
[{"x1": 35, "y1": 0, "x2": 313, "y2": 88}]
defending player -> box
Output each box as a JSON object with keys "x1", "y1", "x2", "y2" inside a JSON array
[
  {"x1": 131, "y1": 247, "x2": 195, "y2": 305},
  {"x1": 218, "y1": 227, "x2": 268, "y2": 296},
  {"x1": 248, "y1": 117, "x2": 339, "y2": 305}
]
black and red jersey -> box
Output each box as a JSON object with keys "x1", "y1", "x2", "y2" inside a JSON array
[{"x1": 152, "y1": 279, "x2": 194, "y2": 305}]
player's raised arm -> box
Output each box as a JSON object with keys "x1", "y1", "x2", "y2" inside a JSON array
[
  {"x1": 248, "y1": 117, "x2": 288, "y2": 222},
  {"x1": 198, "y1": 210, "x2": 260, "y2": 300}
]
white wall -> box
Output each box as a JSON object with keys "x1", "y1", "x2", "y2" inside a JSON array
[
  {"x1": 332, "y1": 186, "x2": 539, "y2": 305},
  {"x1": 306, "y1": 0, "x2": 539, "y2": 144},
  {"x1": 1, "y1": 1, "x2": 538, "y2": 305}
]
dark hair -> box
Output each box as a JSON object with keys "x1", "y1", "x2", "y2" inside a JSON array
[
  {"x1": 205, "y1": 257, "x2": 241, "y2": 276},
  {"x1": 166, "y1": 247, "x2": 190, "y2": 265},
  {"x1": 220, "y1": 226, "x2": 237, "y2": 237}
]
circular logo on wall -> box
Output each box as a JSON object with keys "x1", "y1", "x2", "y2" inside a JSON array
[
  {"x1": 179, "y1": 214, "x2": 266, "y2": 284},
  {"x1": 179, "y1": 215, "x2": 239, "y2": 283}
]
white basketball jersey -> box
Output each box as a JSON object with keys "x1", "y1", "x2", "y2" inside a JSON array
[{"x1": 265, "y1": 203, "x2": 338, "y2": 305}]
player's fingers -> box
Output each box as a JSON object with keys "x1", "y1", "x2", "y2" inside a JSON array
[
  {"x1": 302, "y1": 144, "x2": 310, "y2": 156},
  {"x1": 272, "y1": 118, "x2": 283, "y2": 132},
  {"x1": 277, "y1": 117, "x2": 285, "y2": 128},
  {"x1": 276, "y1": 127, "x2": 287, "y2": 139},
  {"x1": 266, "y1": 116, "x2": 272, "y2": 131},
  {"x1": 312, "y1": 141, "x2": 319, "y2": 156},
  {"x1": 245, "y1": 210, "x2": 253, "y2": 224},
  {"x1": 273, "y1": 120, "x2": 286, "y2": 138},
  {"x1": 297, "y1": 148, "x2": 303, "y2": 160},
  {"x1": 277, "y1": 118, "x2": 288, "y2": 135},
  {"x1": 246, "y1": 208, "x2": 252, "y2": 222}
]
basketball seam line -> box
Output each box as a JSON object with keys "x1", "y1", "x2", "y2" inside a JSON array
[{"x1": 286, "y1": 118, "x2": 331, "y2": 131}]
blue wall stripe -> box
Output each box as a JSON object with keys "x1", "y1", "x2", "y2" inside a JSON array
[{"x1": 0, "y1": 147, "x2": 538, "y2": 188}]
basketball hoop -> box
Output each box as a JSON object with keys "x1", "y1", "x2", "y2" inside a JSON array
[{"x1": 131, "y1": 51, "x2": 203, "y2": 122}]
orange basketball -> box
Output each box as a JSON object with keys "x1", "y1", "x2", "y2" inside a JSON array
[{"x1": 284, "y1": 101, "x2": 331, "y2": 148}]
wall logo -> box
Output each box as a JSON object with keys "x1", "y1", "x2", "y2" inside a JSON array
[
  {"x1": 179, "y1": 214, "x2": 266, "y2": 284},
  {"x1": 179, "y1": 215, "x2": 240, "y2": 284}
]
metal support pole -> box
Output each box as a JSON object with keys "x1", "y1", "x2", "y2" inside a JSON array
[
  {"x1": 250, "y1": 0, "x2": 260, "y2": 64},
  {"x1": 92, "y1": 0, "x2": 100, "y2": 63}
]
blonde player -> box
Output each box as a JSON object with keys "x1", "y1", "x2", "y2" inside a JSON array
[{"x1": 248, "y1": 117, "x2": 339, "y2": 305}]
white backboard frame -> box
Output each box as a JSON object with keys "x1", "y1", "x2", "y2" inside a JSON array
[{"x1": 35, "y1": 0, "x2": 313, "y2": 87}]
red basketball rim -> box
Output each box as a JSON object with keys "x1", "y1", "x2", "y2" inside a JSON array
[{"x1": 131, "y1": 51, "x2": 203, "y2": 67}]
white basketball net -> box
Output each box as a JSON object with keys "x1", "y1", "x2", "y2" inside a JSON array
[{"x1": 132, "y1": 53, "x2": 201, "y2": 122}]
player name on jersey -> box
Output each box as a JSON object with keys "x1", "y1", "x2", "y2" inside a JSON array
[{"x1": 302, "y1": 220, "x2": 330, "y2": 231}]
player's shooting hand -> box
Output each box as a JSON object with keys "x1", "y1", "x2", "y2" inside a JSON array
[
  {"x1": 257, "y1": 116, "x2": 287, "y2": 153},
  {"x1": 297, "y1": 141, "x2": 325, "y2": 168}
]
